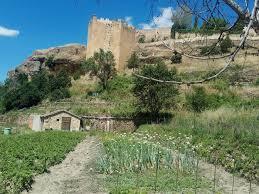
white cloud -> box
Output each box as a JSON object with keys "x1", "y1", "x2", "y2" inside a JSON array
[
  {"x1": 125, "y1": 16, "x2": 133, "y2": 26},
  {"x1": 139, "y1": 7, "x2": 174, "y2": 29},
  {"x1": 0, "y1": 26, "x2": 20, "y2": 37}
]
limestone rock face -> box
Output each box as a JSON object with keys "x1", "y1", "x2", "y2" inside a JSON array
[{"x1": 8, "y1": 44, "x2": 86, "y2": 79}]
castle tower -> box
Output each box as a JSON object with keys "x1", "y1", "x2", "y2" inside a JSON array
[{"x1": 86, "y1": 16, "x2": 136, "y2": 72}]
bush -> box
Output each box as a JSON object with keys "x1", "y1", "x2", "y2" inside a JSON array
[
  {"x1": 220, "y1": 35, "x2": 233, "y2": 53},
  {"x1": 200, "y1": 36, "x2": 233, "y2": 56},
  {"x1": 186, "y1": 87, "x2": 208, "y2": 112},
  {"x1": 138, "y1": 35, "x2": 145, "y2": 43},
  {"x1": 127, "y1": 52, "x2": 140, "y2": 70},
  {"x1": 45, "y1": 55, "x2": 55, "y2": 69},
  {"x1": 171, "y1": 51, "x2": 182, "y2": 64},
  {"x1": 254, "y1": 78, "x2": 259, "y2": 86}
]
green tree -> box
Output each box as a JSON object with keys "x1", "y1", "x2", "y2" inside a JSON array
[
  {"x1": 31, "y1": 70, "x2": 49, "y2": 99},
  {"x1": 133, "y1": 61, "x2": 179, "y2": 119},
  {"x1": 201, "y1": 18, "x2": 228, "y2": 32},
  {"x1": 127, "y1": 52, "x2": 140, "y2": 70},
  {"x1": 2, "y1": 82, "x2": 41, "y2": 111},
  {"x1": 83, "y1": 49, "x2": 116, "y2": 90}
]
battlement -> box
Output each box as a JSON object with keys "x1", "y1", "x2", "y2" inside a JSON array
[{"x1": 91, "y1": 16, "x2": 135, "y2": 31}]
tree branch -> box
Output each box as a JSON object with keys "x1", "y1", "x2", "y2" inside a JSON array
[{"x1": 134, "y1": 0, "x2": 259, "y2": 85}]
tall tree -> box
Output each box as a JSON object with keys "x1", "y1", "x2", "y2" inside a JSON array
[
  {"x1": 133, "y1": 61, "x2": 179, "y2": 119},
  {"x1": 82, "y1": 49, "x2": 117, "y2": 90}
]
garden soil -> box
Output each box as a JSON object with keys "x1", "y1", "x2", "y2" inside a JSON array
[{"x1": 22, "y1": 136, "x2": 107, "y2": 194}]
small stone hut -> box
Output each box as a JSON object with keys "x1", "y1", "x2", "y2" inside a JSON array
[{"x1": 31, "y1": 110, "x2": 81, "y2": 131}]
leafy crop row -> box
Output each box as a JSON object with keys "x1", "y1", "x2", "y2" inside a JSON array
[
  {"x1": 97, "y1": 133, "x2": 211, "y2": 192},
  {"x1": 0, "y1": 132, "x2": 85, "y2": 193}
]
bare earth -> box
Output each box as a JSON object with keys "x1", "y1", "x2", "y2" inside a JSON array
[
  {"x1": 22, "y1": 136, "x2": 107, "y2": 194},
  {"x1": 199, "y1": 160, "x2": 259, "y2": 194}
]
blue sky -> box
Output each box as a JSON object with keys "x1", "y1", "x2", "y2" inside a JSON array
[
  {"x1": 0, "y1": 0, "x2": 248, "y2": 82},
  {"x1": 0, "y1": 0, "x2": 179, "y2": 82}
]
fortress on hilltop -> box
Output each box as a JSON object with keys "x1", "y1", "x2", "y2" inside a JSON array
[
  {"x1": 86, "y1": 16, "x2": 136, "y2": 72},
  {"x1": 86, "y1": 16, "x2": 259, "y2": 72}
]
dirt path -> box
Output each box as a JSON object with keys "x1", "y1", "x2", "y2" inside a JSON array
[
  {"x1": 198, "y1": 160, "x2": 259, "y2": 194},
  {"x1": 23, "y1": 136, "x2": 107, "y2": 194}
]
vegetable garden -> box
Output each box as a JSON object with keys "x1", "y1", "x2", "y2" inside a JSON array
[
  {"x1": 97, "y1": 133, "x2": 212, "y2": 193},
  {"x1": 0, "y1": 131, "x2": 85, "y2": 194}
]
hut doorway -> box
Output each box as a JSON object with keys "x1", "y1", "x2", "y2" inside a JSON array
[{"x1": 62, "y1": 117, "x2": 71, "y2": 131}]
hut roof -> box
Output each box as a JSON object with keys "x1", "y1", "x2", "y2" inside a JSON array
[{"x1": 41, "y1": 110, "x2": 81, "y2": 120}]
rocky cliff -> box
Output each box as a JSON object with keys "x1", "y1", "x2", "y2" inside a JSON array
[{"x1": 8, "y1": 44, "x2": 86, "y2": 79}]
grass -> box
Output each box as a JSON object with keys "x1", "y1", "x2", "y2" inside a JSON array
[
  {"x1": 96, "y1": 132, "x2": 212, "y2": 193},
  {"x1": 0, "y1": 131, "x2": 86, "y2": 193}
]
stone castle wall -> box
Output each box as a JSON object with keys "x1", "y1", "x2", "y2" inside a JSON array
[
  {"x1": 86, "y1": 16, "x2": 136, "y2": 71},
  {"x1": 138, "y1": 28, "x2": 258, "y2": 43},
  {"x1": 137, "y1": 27, "x2": 171, "y2": 42}
]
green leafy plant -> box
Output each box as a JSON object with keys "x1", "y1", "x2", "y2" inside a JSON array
[{"x1": 0, "y1": 131, "x2": 85, "y2": 193}]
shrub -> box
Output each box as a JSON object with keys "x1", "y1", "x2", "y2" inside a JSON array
[
  {"x1": 171, "y1": 51, "x2": 182, "y2": 64},
  {"x1": 138, "y1": 35, "x2": 145, "y2": 43},
  {"x1": 186, "y1": 86, "x2": 208, "y2": 112},
  {"x1": 73, "y1": 71, "x2": 81, "y2": 80},
  {"x1": 45, "y1": 55, "x2": 55, "y2": 69},
  {"x1": 200, "y1": 36, "x2": 233, "y2": 56},
  {"x1": 127, "y1": 52, "x2": 140, "y2": 70},
  {"x1": 254, "y1": 78, "x2": 259, "y2": 86},
  {"x1": 220, "y1": 35, "x2": 233, "y2": 53}
]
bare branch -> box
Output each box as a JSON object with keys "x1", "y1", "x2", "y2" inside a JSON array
[{"x1": 134, "y1": 0, "x2": 259, "y2": 85}]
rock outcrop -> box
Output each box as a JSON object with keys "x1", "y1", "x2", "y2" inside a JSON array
[{"x1": 8, "y1": 44, "x2": 86, "y2": 79}]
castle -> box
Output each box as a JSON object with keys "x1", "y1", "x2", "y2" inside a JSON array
[{"x1": 86, "y1": 16, "x2": 136, "y2": 72}]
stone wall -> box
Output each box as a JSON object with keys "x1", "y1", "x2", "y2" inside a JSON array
[
  {"x1": 137, "y1": 27, "x2": 259, "y2": 43},
  {"x1": 86, "y1": 16, "x2": 136, "y2": 72},
  {"x1": 82, "y1": 116, "x2": 135, "y2": 132},
  {"x1": 137, "y1": 28, "x2": 171, "y2": 42},
  {"x1": 0, "y1": 114, "x2": 29, "y2": 126}
]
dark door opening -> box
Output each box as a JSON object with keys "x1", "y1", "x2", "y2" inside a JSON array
[{"x1": 61, "y1": 117, "x2": 71, "y2": 131}]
